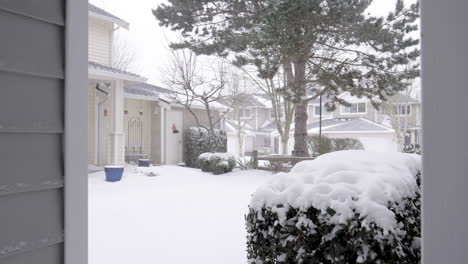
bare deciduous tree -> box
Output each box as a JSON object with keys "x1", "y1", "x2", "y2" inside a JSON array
[
  {"x1": 224, "y1": 73, "x2": 252, "y2": 157},
  {"x1": 112, "y1": 35, "x2": 136, "y2": 71},
  {"x1": 237, "y1": 67, "x2": 294, "y2": 154},
  {"x1": 163, "y1": 48, "x2": 228, "y2": 147}
]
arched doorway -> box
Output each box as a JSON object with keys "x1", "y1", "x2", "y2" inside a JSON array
[{"x1": 126, "y1": 117, "x2": 143, "y2": 163}]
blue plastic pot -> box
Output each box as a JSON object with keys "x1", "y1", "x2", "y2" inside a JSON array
[
  {"x1": 138, "y1": 159, "x2": 150, "y2": 167},
  {"x1": 104, "y1": 166, "x2": 124, "y2": 182}
]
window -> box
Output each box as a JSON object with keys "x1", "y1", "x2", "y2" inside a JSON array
[
  {"x1": 313, "y1": 104, "x2": 332, "y2": 117},
  {"x1": 341, "y1": 102, "x2": 367, "y2": 114},
  {"x1": 270, "y1": 109, "x2": 283, "y2": 119},
  {"x1": 393, "y1": 104, "x2": 411, "y2": 116},
  {"x1": 238, "y1": 107, "x2": 252, "y2": 119}
]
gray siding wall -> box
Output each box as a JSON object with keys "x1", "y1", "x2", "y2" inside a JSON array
[{"x1": 0, "y1": 1, "x2": 65, "y2": 263}]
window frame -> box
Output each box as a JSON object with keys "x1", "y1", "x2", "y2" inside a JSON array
[
  {"x1": 312, "y1": 104, "x2": 332, "y2": 117},
  {"x1": 239, "y1": 107, "x2": 252, "y2": 119},
  {"x1": 340, "y1": 102, "x2": 367, "y2": 115},
  {"x1": 393, "y1": 104, "x2": 411, "y2": 116},
  {"x1": 270, "y1": 108, "x2": 284, "y2": 119}
]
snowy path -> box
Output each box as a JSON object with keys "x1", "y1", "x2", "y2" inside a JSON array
[{"x1": 89, "y1": 165, "x2": 273, "y2": 264}]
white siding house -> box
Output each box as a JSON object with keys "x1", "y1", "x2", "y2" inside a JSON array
[
  {"x1": 87, "y1": 4, "x2": 225, "y2": 166},
  {"x1": 88, "y1": 17, "x2": 112, "y2": 65}
]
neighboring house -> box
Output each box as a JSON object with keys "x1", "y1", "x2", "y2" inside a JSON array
[
  {"x1": 87, "y1": 4, "x2": 223, "y2": 166},
  {"x1": 221, "y1": 93, "x2": 274, "y2": 156},
  {"x1": 223, "y1": 92, "x2": 421, "y2": 155}
]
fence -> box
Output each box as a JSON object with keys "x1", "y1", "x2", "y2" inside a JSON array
[{"x1": 251, "y1": 150, "x2": 315, "y2": 172}]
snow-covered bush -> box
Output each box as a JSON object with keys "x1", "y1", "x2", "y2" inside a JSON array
[
  {"x1": 196, "y1": 152, "x2": 236, "y2": 175},
  {"x1": 184, "y1": 127, "x2": 227, "y2": 168},
  {"x1": 246, "y1": 151, "x2": 421, "y2": 264},
  {"x1": 403, "y1": 144, "x2": 422, "y2": 155}
]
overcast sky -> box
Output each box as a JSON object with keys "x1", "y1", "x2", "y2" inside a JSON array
[{"x1": 90, "y1": 0, "x2": 418, "y2": 87}]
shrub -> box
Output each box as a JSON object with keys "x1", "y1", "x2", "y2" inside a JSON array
[
  {"x1": 332, "y1": 138, "x2": 365, "y2": 151},
  {"x1": 308, "y1": 135, "x2": 364, "y2": 156},
  {"x1": 308, "y1": 135, "x2": 332, "y2": 155},
  {"x1": 246, "y1": 151, "x2": 421, "y2": 264},
  {"x1": 403, "y1": 144, "x2": 422, "y2": 155},
  {"x1": 236, "y1": 157, "x2": 256, "y2": 170},
  {"x1": 196, "y1": 152, "x2": 236, "y2": 175},
  {"x1": 184, "y1": 127, "x2": 227, "y2": 168}
]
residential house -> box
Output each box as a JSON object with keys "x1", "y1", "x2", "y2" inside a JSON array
[
  {"x1": 87, "y1": 4, "x2": 223, "y2": 166},
  {"x1": 224, "y1": 92, "x2": 421, "y2": 155}
]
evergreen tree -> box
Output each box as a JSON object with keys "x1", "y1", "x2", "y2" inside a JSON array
[{"x1": 154, "y1": 0, "x2": 420, "y2": 156}]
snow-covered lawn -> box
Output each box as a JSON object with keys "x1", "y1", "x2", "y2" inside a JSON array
[{"x1": 88, "y1": 165, "x2": 273, "y2": 264}]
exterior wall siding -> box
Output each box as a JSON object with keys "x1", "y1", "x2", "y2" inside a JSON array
[
  {"x1": 0, "y1": 1, "x2": 66, "y2": 262},
  {"x1": 174, "y1": 106, "x2": 221, "y2": 131},
  {"x1": 88, "y1": 17, "x2": 112, "y2": 66}
]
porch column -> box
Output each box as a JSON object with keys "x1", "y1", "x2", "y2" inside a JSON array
[
  {"x1": 160, "y1": 107, "x2": 166, "y2": 164},
  {"x1": 109, "y1": 79, "x2": 125, "y2": 165}
]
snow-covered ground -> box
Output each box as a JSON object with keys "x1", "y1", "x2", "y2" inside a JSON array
[{"x1": 89, "y1": 165, "x2": 273, "y2": 264}]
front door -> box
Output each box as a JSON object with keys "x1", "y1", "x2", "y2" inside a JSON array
[{"x1": 165, "y1": 110, "x2": 183, "y2": 164}]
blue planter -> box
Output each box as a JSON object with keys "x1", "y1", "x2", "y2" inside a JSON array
[
  {"x1": 104, "y1": 166, "x2": 124, "y2": 182},
  {"x1": 138, "y1": 159, "x2": 150, "y2": 167}
]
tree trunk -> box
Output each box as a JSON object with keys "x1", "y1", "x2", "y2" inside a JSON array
[
  {"x1": 292, "y1": 61, "x2": 309, "y2": 157},
  {"x1": 293, "y1": 100, "x2": 309, "y2": 156},
  {"x1": 203, "y1": 99, "x2": 217, "y2": 149},
  {"x1": 237, "y1": 133, "x2": 244, "y2": 157},
  {"x1": 281, "y1": 139, "x2": 288, "y2": 155}
]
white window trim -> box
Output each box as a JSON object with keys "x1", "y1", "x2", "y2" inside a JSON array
[
  {"x1": 240, "y1": 107, "x2": 252, "y2": 119},
  {"x1": 270, "y1": 108, "x2": 284, "y2": 119},
  {"x1": 312, "y1": 104, "x2": 332, "y2": 117},
  {"x1": 340, "y1": 102, "x2": 367, "y2": 115},
  {"x1": 393, "y1": 104, "x2": 412, "y2": 116}
]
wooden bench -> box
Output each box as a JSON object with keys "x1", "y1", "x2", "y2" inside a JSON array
[{"x1": 251, "y1": 150, "x2": 315, "y2": 172}]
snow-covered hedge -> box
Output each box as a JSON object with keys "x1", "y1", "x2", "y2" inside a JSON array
[
  {"x1": 246, "y1": 151, "x2": 421, "y2": 264},
  {"x1": 308, "y1": 135, "x2": 364, "y2": 156},
  {"x1": 196, "y1": 152, "x2": 236, "y2": 175},
  {"x1": 184, "y1": 127, "x2": 227, "y2": 168}
]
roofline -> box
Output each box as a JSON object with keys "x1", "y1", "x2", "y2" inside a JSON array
[
  {"x1": 88, "y1": 67, "x2": 147, "y2": 83},
  {"x1": 88, "y1": 9, "x2": 129, "y2": 29},
  {"x1": 319, "y1": 130, "x2": 395, "y2": 134},
  {"x1": 359, "y1": 118, "x2": 394, "y2": 130},
  {"x1": 124, "y1": 94, "x2": 159, "y2": 102}
]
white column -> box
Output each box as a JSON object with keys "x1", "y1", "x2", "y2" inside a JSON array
[
  {"x1": 160, "y1": 107, "x2": 165, "y2": 164},
  {"x1": 109, "y1": 79, "x2": 125, "y2": 165}
]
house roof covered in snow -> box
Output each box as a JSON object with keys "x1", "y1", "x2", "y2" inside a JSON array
[
  {"x1": 307, "y1": 118, "x2": 394, "y2": 133},
  {"x1": 219, "y1": 93, "x2": 272, "y2": 108},
  {"x1": 124, "y1": 82, "x2": 171, "y2": 101},
  {"x1": 124, "y1": 82, "x2": 229, "y2": 110},
  {"x1": 88, "y1": 61, "x2": 147, "y2": 83},
  {"x1": 307, "y1": 92, "x2": 420, "y2": 105},
  {"x1": 88, "y1": 3, "x2": 129, "y2": 29},
  {"x1": 267, "y1": 118, "x2": 394, "y2": 136},
  {"x1": 224, "y1": 120, "x2": 256, "y2": 136}
]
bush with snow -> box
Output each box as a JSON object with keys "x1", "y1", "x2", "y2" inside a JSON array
[
  {"x1": 184, "y1": 127, "x2": 227, "y2": 168},
  {"x1": 246, "y1": 150, "x2": 421, "y2": 264},
  {"x1": 308, "y1": 135, "x2": 364, "y2": 156},
  {"x1": 197, "y1": 152, "x2": 236, "y2": 175}
]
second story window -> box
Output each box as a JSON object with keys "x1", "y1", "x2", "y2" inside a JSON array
[
  {"x1": 270, "y1": 109, "x2": 284, "y2": 119},
  {"x1": 393, "y1": 104, "x2": 411, "y2": 116},
  {"x1": 341, "y1": 102, "x2": 367, "y2": 114},
  {"x1": 238, "y1": 107, "x2": 252, "y2": 119},
  {"x1": 313, "y1": 105, "x2": 332, "y2": 117}
]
